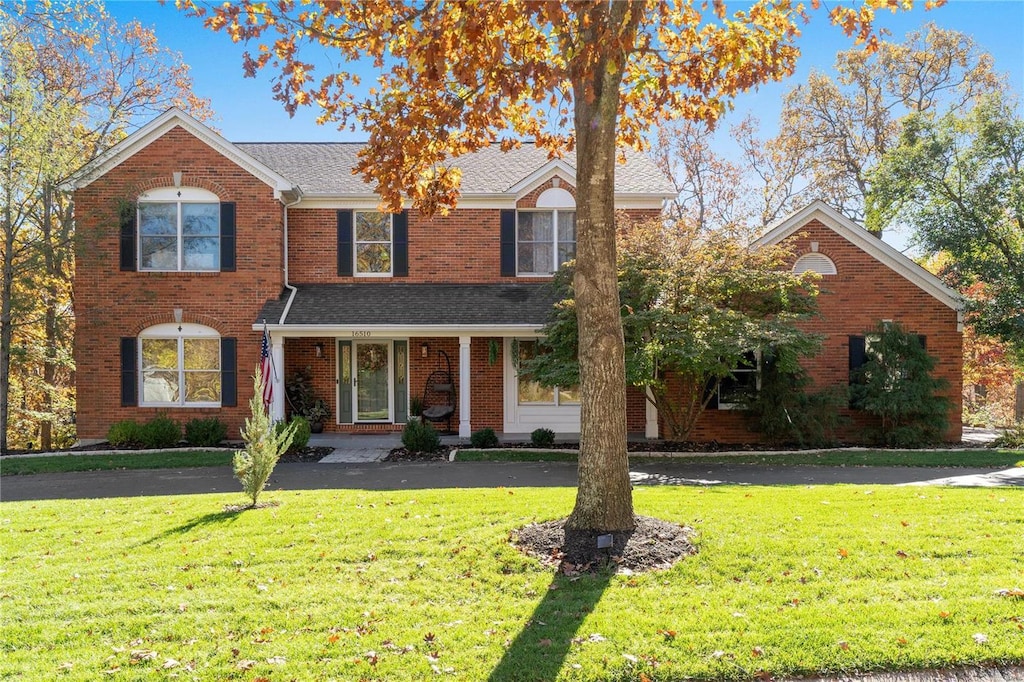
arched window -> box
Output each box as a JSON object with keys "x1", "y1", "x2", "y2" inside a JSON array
[
  {"x1": 139, "y1": 323, "x2": 221, "y2": 406},
  {"x1": 518, "y1": 188, "x2": 577, "y2": 276},
  {"x1": 138, "y1": 187, "x2": 221, "y2": 271},
  {"x1": 793, "y1": 253, "x2": 837, "y2": 276}
]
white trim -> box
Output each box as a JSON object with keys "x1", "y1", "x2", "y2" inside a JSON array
[
  {"x1": 754, "y1": 201, "x2": 962, "y2": 312},
  {"x1": 254, "y1": 324, "x2": 545, "y2": 337},
  {"x1": 62, "y1": 108, "x2": 295, "y2": 197},
  {"x1": 458, "y1": 336, "x2": 472, "y2": 437},
  {"x1": 353, "y1": 210, "x2": 395, "y2": 278},
  {"x1": 140, "y1": 187, "x2": 218, "y2": 202},
  {"x1": 535, "y1": 187, "x2": 575, "y2": 209},
  {"x1": 516, "y1": 208, "x2": 576, "y2": 276},
  {"x1": 793, "y1": 252, "x2": 838, "y2": 276},
  {"x1": 138, "y1": 323, "x2": 221, "y2": 408},
  {"x1": 137, "y1": 195, "x2": 221, "y2": 272},
  {"x1": 502, "y1": 338, "x2": 580, "y2": 434},
  {"x1": 292, "y1": 193, "x2": 666, "y2": 210}
]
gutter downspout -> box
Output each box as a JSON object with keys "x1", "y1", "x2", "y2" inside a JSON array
[{"x1": 279, "y1": 192, "x2": 302, "y2": 324}]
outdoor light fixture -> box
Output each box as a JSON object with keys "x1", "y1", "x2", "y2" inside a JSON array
[
  {"x1": 314, "y1": 342, "x2": 324, "y2": 358},
  {"x1": 421, "y1": 342, "x2": 429, "y2": 358}
]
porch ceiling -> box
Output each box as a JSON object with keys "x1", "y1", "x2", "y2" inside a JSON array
[{"x1": 257, "y1": 283, "x2": 562, "y2": 327}]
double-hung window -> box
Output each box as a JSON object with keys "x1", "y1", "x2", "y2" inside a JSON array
[
  {"x1": 354, "y1": 211, "x2": 393, "y2": 276},
  {"x1": 716, "y1": 350, "x2": 761, "y2": 409},
  {"x1": 139, "y1": 323, "x2": 221, "y2": 406},
  {"x1": 517, "y1": 210, "x2": 576, "y2": 276},
  {"x1": 138, "y1": 187, "x2": 220, "y2": 271}
]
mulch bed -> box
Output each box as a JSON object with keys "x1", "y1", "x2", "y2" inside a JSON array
[
  {"x1": 383, "y1": 447, "x2": 452, "y2": 462},
  {"x1": 512, "y1": 515, "x2": 697, "y2": 574}
]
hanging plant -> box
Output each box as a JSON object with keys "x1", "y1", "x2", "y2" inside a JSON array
[{"x1": 488, "y1": 339, "x2": 500, "y2": 365}]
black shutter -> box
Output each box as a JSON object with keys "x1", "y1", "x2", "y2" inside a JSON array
[
  {"x1": 916, "y1": 335, "x2": 927, "y2": 351},
  {"x1": 120, "y1": 337, "x2": 137, "y2": 406},
  {"x1": 221, "y1": 337, "x2": 237, "y2": 407},
  {"x1": 120, "y1": 204, "x2": 137, "y2": 271},
  {"x1": 393, "y1": 210, "x2": 409, "y2": 277},
  {"x1": 848, "y1": 335, "x2": 867, "y2": 376},
  {"x1": 500, "y1": 209, "x2": 516, "y2": 277},
  {"x1": 337, "y1": 210, "x2": 353, "y2": 276},
  {"x1": 220, "y1": 202, "x2": 236, "y2": 272}
]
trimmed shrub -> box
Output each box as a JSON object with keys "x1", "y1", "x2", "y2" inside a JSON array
[
  {"x1": 139, "y1": 415, "x2": 182, "y2": 449},
  {"x1": 531, "y1": 428, "x2": 556, "y2": 448},
  {"x1": 470, "y1": 428, "x2": 500, "y2": 449},
  {"x1": 402, "y1": 418, "x2": 441, "y2": 453},
  {"x1": 276, "y1": 416, "x2": 311, "y2": 454},
  {"x1": 107, "y1": 420, "x2": 143, "y2": 447},
  {"x1": 184, "y1": 417, "x2": 228, "y2": 447},
  {"x1": 993, "y1": 421, "x2": 1024, "y2": 449}
]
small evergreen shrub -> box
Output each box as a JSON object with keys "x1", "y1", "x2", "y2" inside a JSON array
[
  {"x1": 276, "y1": 416, "x2": 311, "y2": 453},
  {"x1": 850, "y1": 322, "x2": 950, "y2": 447},
  {"x1": 402, "y1": 418, "x2": 441, "y2": 453},
  {"x1": 107, "y1": 419, "x2": 143, "y2": 447},
  {"x1": 235, "y1": 368, "x2": 297, "y2": 507},
  {"x1": 470, "y1": 428, "x2": 499, "y2": 449},
  {"x1": 531, "y1": 428, "x2": 556, "y2": 448},
  {"x1": 184, "y1": 417, "x2": 227, "y2": 447},
  {"x1": 139, "y1": 415, "x2": 182, "y2": 449}
]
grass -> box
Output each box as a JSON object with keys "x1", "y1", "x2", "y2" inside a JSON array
[
  {"x1": 457, "y1": 448, "x2": 1024, "y2": 468},
  {"x1": 2, "y1": 486, "x2": 1022, "y2": 680},
  {"x1": 0, "y1": 450, "x2": 234, "y2": 476}
]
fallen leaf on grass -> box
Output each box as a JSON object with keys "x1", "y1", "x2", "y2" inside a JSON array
[
  {"x1": 939, "y1": 611, "x2": 951, "y2": 619},
  {"x1": 266, "y1": 656, "x2": 286, "y2": 665},
  {"x1": 838, "y1": 548, "x2": 849, "y2": 558},
  {"x1": 751, "y1": 646, "x2": 764, "y2": 658},
  {"x1": 996, "y1": 588, "x2": 1024, "y2": 599},
  {"x1": 162, "y1": 658, "x2": 179, "y2": 669},
  {"x1": 973, "y1": 633, "x2": 988, "y2": 644},
  {"x1": 235, "y1": 659, "x2": 257, "y2": 670},
  {"x1": 838, "y1": 641, "x2": 850, "y2": 651}
]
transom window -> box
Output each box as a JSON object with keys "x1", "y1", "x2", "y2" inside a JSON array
[
  {"x1": 517, "y1": 210, "x2": 576, "y2": 276},
  {"x1": 355, "y1": 211, "x2": 393, "y2": 276},
  {"x1": 138, "y1": 187, "x2": 220, "y2": 271},
  {"x1": 139, "y1": 323, "x2": 221, "y2": 406},
  {"x1": 516, "y1": 339, "x2": 579, "y2": 405},
  {"x1": 793, "y1": 253, "x2": 837, "y2": 276}
]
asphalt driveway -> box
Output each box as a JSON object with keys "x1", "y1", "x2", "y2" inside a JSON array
[{"x1": 1, "y1": 460, "x2": 1021, "y2": 502}]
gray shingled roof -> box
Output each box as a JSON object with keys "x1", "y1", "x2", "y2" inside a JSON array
[
  {"x1": 258, "y1": 283, "x2": 562, "y2": 327},
  {"x1": 235, "y1": 142, "x2": 674, "y2": 196}
]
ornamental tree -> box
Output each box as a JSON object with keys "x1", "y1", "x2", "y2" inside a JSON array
[{"x1": 181, "y1": 0, "x2": 939, "y2": 533}]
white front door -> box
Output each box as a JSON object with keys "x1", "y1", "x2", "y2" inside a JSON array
[{"x1": 354, "y1": 341, "x2": 391, "y2": 422}]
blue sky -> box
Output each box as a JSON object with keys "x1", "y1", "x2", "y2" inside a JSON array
[{"x1": 106, "y1": 0, "x2": 1024, "y2": 143}]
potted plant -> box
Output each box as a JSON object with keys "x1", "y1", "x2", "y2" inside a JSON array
[
  {"x1": 409, "y1": 396, "x2": 424, "y2": 422},
  {"x1": 304, "y1": 398, "x2": 330, "y2": 433}
]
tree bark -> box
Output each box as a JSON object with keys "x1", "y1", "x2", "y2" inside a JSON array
[{"x1": 564, "y1": 3, "x2": 640, "y2": 532}]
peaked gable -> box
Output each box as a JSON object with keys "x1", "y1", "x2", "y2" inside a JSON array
[
  {"x1": 63, "y1": 108, "x2": 297, "y2": 198},
  {"x1": 755, "y1": 200, "x2": 962, "y2": 312}
]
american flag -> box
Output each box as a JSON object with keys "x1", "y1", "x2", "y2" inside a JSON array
[{"x1": 260, "y1": 324, "x2": 274, "y2": 412}]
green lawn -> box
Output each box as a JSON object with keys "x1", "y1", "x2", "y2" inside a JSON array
[
  {"x1": 0, "y1": 450, "x2": 234, "y2": 476},
  {"x1": 2, "y1": 486, "x2": 1021, "y2": 680},
  {"x1": 457, "y1": 448, "x2": 1024, "y2": 468}
]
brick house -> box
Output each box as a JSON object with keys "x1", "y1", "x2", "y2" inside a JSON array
[{"x1": 68, "y1": 109, "x2": 962, "y2": 444}]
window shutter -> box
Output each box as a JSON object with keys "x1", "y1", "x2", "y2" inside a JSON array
[
  {"x1": 120, "y1": 337, "x2": 137, "y2": 406},
  {"x1": 220, "y1": 202, "x2": 236, "y2": 272},
  {"x1": 120, "y1": 204, "x2": 137, "y2": 272},
  {"x1": 848, "y1": 336, "x2": 867, "y2": 374},
  {"x1": 916, "y1": 335, "x2": 927, "y2": 351},
  {"x1": 337, "y1": 210, "x2": 353, "y2": 277},
  {"x1": 500, "y1": 209, "x2": 516, "y2": 277},
  {"x1": 393, "y1": 210, "x2": 409, "y2": 277},
  {"x1": 221, "y1": 337, "x2": 237, "y2": 407}
]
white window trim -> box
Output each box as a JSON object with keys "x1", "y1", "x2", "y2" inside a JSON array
[
  {"x1": 516, "y1": 208, "x2": 577, "y2": 277},
  {"x1": 138, "y1": 323, "x2": 221, "y2": 408},
  {"x1": 138, "y1": 187, "x2": 221, "y2": 273},
  {"x1": 502, "y1": 338, "x2": 581, "y2": 434},
  {"x1": 353, "y1": 210, "x2": 394, "y2": 278},
  {"x1": 717, "y1": 350, "x2": 762, "y2": 410}
]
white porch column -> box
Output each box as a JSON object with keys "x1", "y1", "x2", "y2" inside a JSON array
[
  {"x1": 645, "y1": 386, "x2": 659, "y2": 439},
  {"x1": 458, "y1": 335, "x2": 472, "y2": 438},
  {"x1": 271, "y1": 335, "x2": 286, "y2": 422}
]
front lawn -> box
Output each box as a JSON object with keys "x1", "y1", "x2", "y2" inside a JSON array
[
  {"x1": 457, "y1": 448, "x2": 1024, "y2": 468},
  {"x1": 2, "y1": 486, "x2": 1021, "y2": 680},
  {"x1": 0, "y1": 450, "x2": 234, "y2": 476}
]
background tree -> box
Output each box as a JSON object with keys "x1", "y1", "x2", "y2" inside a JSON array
[
  {"x1": 768, "y1": 23, "x2": 1000, "y2": 224},
  {"x1": 527, "y1": 216, "x2": 821, "y2": 441},
  {"x1": 0, "y1": 1, "x2": 211, "y2": 452},
  {"x1": 870, "y1": 94, "x2": 1023, "y2": 365},
  {"x1": 182, "y1": 0, "x2": 934, "y2": 534}
]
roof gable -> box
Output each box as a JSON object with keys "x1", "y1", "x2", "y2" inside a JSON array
[
  {"x1": 755, "y1": 200, "x2": 963, "y2": 312},
  {"x1": 63, "y1": 108, "x2": 296, "y2": 197}
]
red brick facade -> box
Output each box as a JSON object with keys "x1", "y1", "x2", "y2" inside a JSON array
[{"x1": 73, "y1": 115, "x2": 962, "y2": 444}]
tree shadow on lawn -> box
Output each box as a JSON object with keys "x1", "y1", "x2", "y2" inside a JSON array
[
  {"x1": 137, "y1": 509, "x2": 242, "y2": 546},
  {"x1": 488, "y1": 568, "x2": 614, "y2": 682}
]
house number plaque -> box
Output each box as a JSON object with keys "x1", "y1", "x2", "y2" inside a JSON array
[{"x1": 351, "y1": 330, "x2": 373, "y2": 337}]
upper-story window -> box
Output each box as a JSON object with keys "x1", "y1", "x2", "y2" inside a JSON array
[
  {"x1": 355, "y1": 211, "x2": 393, "y2": 276},
  {"x1": 138, "y1": 187, "x2": 220, "y2": 271},
  {"x1": 517, "y1": 210, "x2": 576, "y2": 276},
  {"x1": 139, "y1": 323, "x2": 221, "y2": 407}
]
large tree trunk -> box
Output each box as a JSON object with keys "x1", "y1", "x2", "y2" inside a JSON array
[{"x1": 564, "y1": 4, "x2": 641, "y2": 532}]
